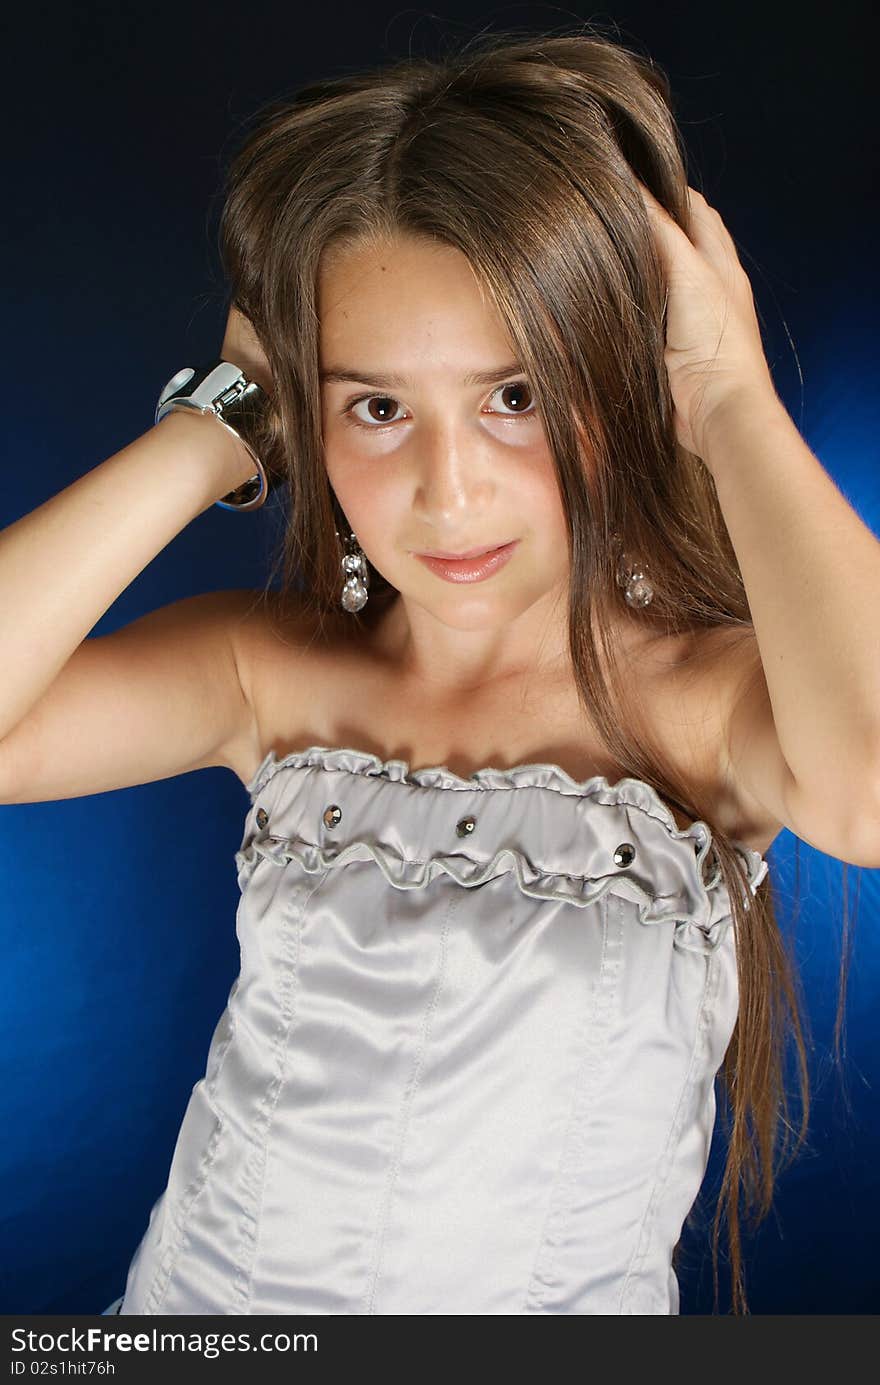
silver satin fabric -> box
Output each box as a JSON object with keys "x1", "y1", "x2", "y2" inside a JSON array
[{"x1": 118, "y1": 745, "x2": 768, "y2": 1316}]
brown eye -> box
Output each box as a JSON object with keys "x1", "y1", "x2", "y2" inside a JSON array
[
  {"x1": 346, "y1": 394, "x2": 405, "y2": 427},
  {"x1": 363, "y1": 396, "x2": 401, "y2": 423},
  {"x1": 491, "y1": 381, "x2": 536, "y2": 416}
]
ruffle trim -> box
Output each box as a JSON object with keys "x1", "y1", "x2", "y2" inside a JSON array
[{"x1": 237, "y1": 744, "x2": 770, "y2": 955}]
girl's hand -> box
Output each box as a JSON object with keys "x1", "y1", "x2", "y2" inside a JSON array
[
  {"x1": 220, "y1": 304, "x2": 275, "y2": 398},
  {"x1": 637, "y1": 181, "x2": 779, "y2": 459}
]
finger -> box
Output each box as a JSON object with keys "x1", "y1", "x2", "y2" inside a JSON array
[
  {"x1": 639, "y1": 180, "x2": 740, "y2": 295},
  {"x1": 684, "y1": 188, "x2": 747, "y2": 285},
  {"x1": 635, "y1": 179, "x2": 697, "y2": 274}
]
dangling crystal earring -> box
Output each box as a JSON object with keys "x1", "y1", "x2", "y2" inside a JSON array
[
  {"x1": 612, "y1": 530, "x2": 654, "y2": 608},
  {"x1": 335, "y1": 528, "x2": 370, "y2": 613}
]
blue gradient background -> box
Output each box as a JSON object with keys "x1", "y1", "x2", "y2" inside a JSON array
[{"x1": 1, "y1": 1, "x2": 877, "y2": 1315}]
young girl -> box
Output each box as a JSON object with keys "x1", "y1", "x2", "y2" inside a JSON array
[{"x1": 8, "y1": 28, "x2": 878, "y2": 1317}]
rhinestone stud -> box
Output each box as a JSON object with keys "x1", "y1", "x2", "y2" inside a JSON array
[
  {"x1": 256, "y1": 807, "x2": 268, "y2": 829},
  {"x1": 613, "y1": 842, "x2": 636, "y2": 867},
  {"x1": 323, "y1": 804, "x2": 343, "y2": 829},
  {"x1": 456, "y1": 815, "x2": 477, "y2": 838}
]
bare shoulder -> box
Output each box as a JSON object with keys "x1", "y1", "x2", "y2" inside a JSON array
[
  {"x1": 636, "y1": 620, "x2": 880, "y2": 865},
  {"x1": 225, "y1": 586, "x2": 340, "y2": 788},
  {"x1": 669, "y1": 622, "x2": 784, "y2": 854}
]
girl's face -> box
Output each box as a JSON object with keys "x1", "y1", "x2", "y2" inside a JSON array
[{"x1": 317, "y1": 232, "x2": 572, "y2": 660}]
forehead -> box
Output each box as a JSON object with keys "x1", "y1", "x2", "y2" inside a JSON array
[
  {"x1": 319, "y1": 231, "x2": 475, "y2": 291},
  {"x1": 316, "y1": 233, "x2": 511, "y2": 363}
]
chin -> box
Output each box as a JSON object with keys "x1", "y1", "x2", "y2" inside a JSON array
[{"x1": 417, "y1": 587, "x2": 537, "y2": 627}]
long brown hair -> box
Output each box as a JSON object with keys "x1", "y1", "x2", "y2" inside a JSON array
[{"x1": 214, "y1": 22, "x2": 857, "y2": 1313}]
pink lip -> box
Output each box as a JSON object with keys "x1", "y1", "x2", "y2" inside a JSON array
[{"x1": 414, "y1": 539, "x2": 519, "y2": 584}]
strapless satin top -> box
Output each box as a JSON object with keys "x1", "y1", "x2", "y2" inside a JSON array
[{"x1": 118, "y1": 745, "x2": 768, "y2": 1316}]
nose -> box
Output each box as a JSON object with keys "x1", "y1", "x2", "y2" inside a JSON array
[{"x1": 411, "y1": 423, "x2": 494, "y2": 524}]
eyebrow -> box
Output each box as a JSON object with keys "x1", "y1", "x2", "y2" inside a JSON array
[{"x1": 319, "y1": 361, "x2": 525, "y2": 388}]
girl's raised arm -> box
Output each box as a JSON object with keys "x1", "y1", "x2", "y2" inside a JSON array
[{"x1": 0, "y1": 406, "x2": 263, "y2": 803}]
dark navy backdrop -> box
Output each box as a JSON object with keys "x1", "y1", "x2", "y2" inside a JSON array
[{"x1": 1, "y1": 0, "x2": 877, "y2": 1315}]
